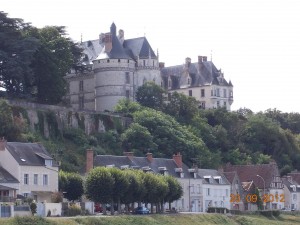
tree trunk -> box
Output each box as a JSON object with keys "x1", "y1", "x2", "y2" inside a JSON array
[
  {"x1": 151, "y1": 203, "x2": 154, "y2": 214},
  {"x1": 118, "y1": 198, "x2": 121, "y2": 214},
  {"x1": 161, "y1": 202, "x2": 165, "y2": 213},
  {"x1": 169, "y1": 202, "x2": 171, "y2": 212},
  {"x1": 111, "y1": 200, "x2": 115, "y2": 215},
  {"x1": 103, "y1": 205, "x2": 107, "y2": 215}
]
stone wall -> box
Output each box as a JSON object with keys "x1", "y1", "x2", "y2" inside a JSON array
[{"x1": 8, "y1": 100, "x2": 131, "y2": 138}]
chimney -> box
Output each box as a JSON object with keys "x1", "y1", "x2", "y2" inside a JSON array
[
  {"x1": 118, "y1": 29, "x2": 124, "y2": 45},
  {"x1": 159, "y1": 62, "x2": 165, "y2": 68},
  {"x1": 173, "y1": 152, "x2": 182, "y2": 168},
  {"x1": 104, "y1": 32, "x2": 112, "y2": 53},
  {"x1": 202, "y1": 56, "x2": 207, "y2": 62},
  {"x1": 0, "y1": 137, "x2": 6, "y2": 151},
  {"x1": 99, "y1": 33, "x2": 105, "y2": 44},
  {"x1": 86, "y1": 149, "x2": 94, "y2": 173},
  {"x1": 185, "y1": 57, "x2": 191, "y2": 68},
  {"x1": 198, "y1": 56, "x2": 203, "y2": 63},
  {"x1": 146, "y1": 153, "x2": 153, "y2": 162},
  {"x1": 124, "y1": 151, "x2": 134, "y2": 160}
]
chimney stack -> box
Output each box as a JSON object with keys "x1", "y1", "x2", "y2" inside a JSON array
[
  {"x1": 146, "y1": 153, "x2": 153, "y2": 162},
  {"x1": 185, "y1": 57, "x2": 191, "y2": 68},
  {"x1": 0, "y1": 137, "x2": 6, "y2": 151},
  {"x1": 104, "y1": 32, "x2": 112, "y2": 53},
  {"x1": 159, "y1": 62, "x2": 165, "y2": 69},
  {"x1": 173, "y1": 152, "x2": 182, "y2": 168},
  {"x1": 124, "y1": 152, "x2": 134, "y2": 160},
  {"x1": 86, "y1": 149, "x2": 94, "y2": 173},
  {"x1": 202, "y1": 56, "x2": 207, "y2": 62}
]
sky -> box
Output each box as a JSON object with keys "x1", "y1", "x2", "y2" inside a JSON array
[{"x1": 2, "y1": 0, "x2": 300, "y2": 113}]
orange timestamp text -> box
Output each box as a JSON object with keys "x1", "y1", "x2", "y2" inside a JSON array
[{"x1": 230, "y1": 193, "x2": 285, "y2": 203}]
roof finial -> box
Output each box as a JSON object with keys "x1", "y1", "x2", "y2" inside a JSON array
[
  {"x1": 81, "y1": 33, "x2": 83, "y2": 43},
  {"x1": 157, "y1": 49, "x2": 159, "y2": 61},
  {"x1": 210, "y1": 50, "x2": 213, "y2": 61}
]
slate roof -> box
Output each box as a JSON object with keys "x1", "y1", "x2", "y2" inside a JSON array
[
  {"x1": 5, "y1": 142, "x2": 58, "y2": 167},
  {"x1": 161, "y1": 61, "x2": 230, "y2": 89},
  {"x1": 0, "y1": 184, "x2": 17, "y2": 190},
  {"x1": 223, "y1": 163, "x2": 280, "y2": 189},
  {"x1": 287, "y1": 171, "x2": 300, "y2": 184},
  {"x1": 197, "y1": 169, "x2": 230, "y2": 185},
  {"x1": 281, "y1": 177, "x2": 300, "y2": 192},
  {"x1": 79, "y1": 23, "x2": 157, "y2": 64},
  {"x1": 0, "y1": 166, "x2": 19, "y2": 183},
  {"x1": 94, "y1": 155, "x2": 196, "y2": 179}
]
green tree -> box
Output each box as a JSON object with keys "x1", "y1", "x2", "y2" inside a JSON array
[
  {"x1": 164, "y1": 92, "x2": 199, "y2": 124},
  {"x1": 136, "y1": 82, "x2": 166, "y2": 110},
  {"x1": 121, "y1": 123, "x2": 157, "y2": 154},
  {"x1": 107, "y1": 168, "x2": 129, "y2": 215},
  {"x1": 28, "y1": 26, "x2": 82, "y2": 104},
  {"x1": 0, "y1": 11, "x2": 39, "y2": 96},
  {"x1": 163, "y1": 175, "x2": 183, "y2": 210},
  {"x1": 85, "y1": 167, "x2": 114, "y2": 214},
  {"x1": 59, "y1": 171, "x2": 84, "y2": 202},
  {"x1": 114, "y1": 99, "x2": 142, "y2": 116}
]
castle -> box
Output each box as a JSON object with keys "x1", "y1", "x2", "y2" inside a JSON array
[{"x1": 65, "y1": 23, "x2": 233, "y2": 111}]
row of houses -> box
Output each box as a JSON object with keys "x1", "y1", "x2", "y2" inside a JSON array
[{"x1": 1, "y1": 139, "x2": 300, "y2": 216}]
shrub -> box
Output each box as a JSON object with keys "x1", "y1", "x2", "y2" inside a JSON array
[
  {"x1": 13, "y1": 216, "x2": 55, "y2": 225},
  {"x1": 67, "y1": 204, "x2": 82, "y2": 216},
  {"x1": 259, "y1": 210, "x2": 280, "y2": 217}
]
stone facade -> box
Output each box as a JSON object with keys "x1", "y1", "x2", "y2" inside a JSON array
[{"x1": 65, "y1": 23, "x2": 233, "y2": 112}]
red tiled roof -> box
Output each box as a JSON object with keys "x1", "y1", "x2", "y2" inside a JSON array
[{"x1": 223, "y1": 162, "x2": 280, "y2": 189}]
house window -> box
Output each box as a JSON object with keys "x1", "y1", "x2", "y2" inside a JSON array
[
  {"x1": 34, "y1": 195, "x2": 38, "y2": 202},
  {"x1": 118, "y1": 59, "x2": 121, "y2": 63},
  {"x1": 187, "y1": 77, "x2": 191, "y2": 85},
  {"x1": 34, "y1": 174, "x2": 38, "y2": 185},
  {"x1": 293, "y1": 193, "x2": 297, "y2": 200},
  {"x1": 216, "y1": 89, "x2": 220, "y2": 97},
  {"x1": 125, "y1": 72, "x2": 130, "y2": 84},
  {"x1": 79, "y1": 80, "x2": 83, "y2": 92},
  {"x1": 207, "y1": 188, "x2": 211, "y2": 196},
  {"x1": 153, "y1": 60, "x2": 155, "y2": 67},
  {"x1": 211, "y1": 89, "x2": 213, "y2": 96},
  {"x1": 143, "y1": 60, "x2": 146, "y2": 66},
  {"x1": 107, "y1": 59, "x2": 110, "y2": 63},
  {"x1": 230, "y1": 91, "x2": 233, "y2": 97},
  {"x1": 79, "y1": 96, "x2": 84, "y2": 109},
  {"x1": 190, "y1": 184, "x2": 195, "y2": 194},
  {"x1": 23, "y1": 193, "x2": 29, "y2": 198},
  {"x1": 201, "y1": 89, "x2": 205, "y2": 97},
  {"x1": 45, "y1": 159, "x2": 52, "y2": 167},
  {"x1": 24, "y1": 174, "x2": 29, "y2": 185},
  {"x1": 126, "y1": 90, "x2": 130, "y2": 99},
  {"x1": 189, "y1": 90, "x2": 192, "y2": 96},
  {"x1": 223, "y1": 89, "x2": 227, "y2": 98},
  {"x1": 43, "y1": 174, "x2": 48, "y2": 186},
  {"x1": 197, "y1": 184, "x2": 201, "y2": 194}
]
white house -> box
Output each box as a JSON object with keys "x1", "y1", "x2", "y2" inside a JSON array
[
  {"x1": 0, "y1": 139, "x2": 59, "y2": 203},
  {"x1": 197, "y1": 169, "x2": 231, "y2": 212},
  {"x1": 282, "y1": 176, "x2": 300, "y2": 210}
]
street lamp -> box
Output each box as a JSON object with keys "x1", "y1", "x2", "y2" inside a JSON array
[{"x1": 256, "y1": 174, "x2": 265, "y2": 210}]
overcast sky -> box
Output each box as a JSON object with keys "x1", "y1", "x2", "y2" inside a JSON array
[{"x1": 2, "y1": 0, "x2": 300, "y2": 113}]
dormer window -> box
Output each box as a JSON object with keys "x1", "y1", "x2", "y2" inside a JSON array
[
  {"x1": 187, "y1": 77, "x2": 191, "y2": 85},
  {"x1": 204, "y1": 175, "x2": 212, "y2": 183},
  {"x1": 175, "y1": 168, "x2": 184, "y2": 178},
  {"x1": 45, "y1": 159, "x2": 53, "y2": 167},
  {"x1": 158, "y1": 167, "x2": 168, "y2": 175},
  {"x1": 213, "y1": 176, "x2": 222, "y2": 184},
  {"x1": 121, "y1": 165, "x2": 129, "y2": 170},
  {"x1": 188, "y1": 168, "x2": 197, "y2": 178},
  {"x1": 142, "y1": 166, "x2": 151, "y2": 172}
]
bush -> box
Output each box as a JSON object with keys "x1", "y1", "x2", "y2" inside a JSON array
[
  {"x1": 259, "y1": 210, "x2": 280, "y2": 217},
  {"x1": 13, "y1": 216, "x2": 55, "y2": 225},
  {"x1": 67, "y1": 204, "x2": 82, "y2": 216}
]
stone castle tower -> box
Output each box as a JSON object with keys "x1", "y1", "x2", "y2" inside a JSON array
[{"x1": 65, "y1": 23, "x2": 161, "y2": 112}]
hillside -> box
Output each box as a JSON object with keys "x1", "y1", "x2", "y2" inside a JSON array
[{"x1": 1, "y1": 97, "x2": 300, "y2": 174}]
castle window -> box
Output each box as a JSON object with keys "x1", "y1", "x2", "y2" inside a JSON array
[
  {"x1": 223, "y1": 89, "x2": 227, "y2": 98},
  {"x1": 168, "y1": 78, "x2": 172, "y2": 89},
  {"x1": 125, "y1": 72, "x2": 130, "y2": 84},
  {"x1": 201, "y1": 89, "x2": 205, "y2": 97},
  {"x1": 79, "y1": 96, "x2": 84, "y2": 109},
  {"x1": 128, "y1": 60, "x2": 130, "y2": 63},
  {"x1": 189, "y1": 90, "x2": 192, "y2": 96},
  {"x1": 107, "y1": 59, "x2": 110, "y2": 63},
  {"x1": 118, "y1": 59, "x2": 121, "y2": 63},
  {"x1": 153, "y1": 60, "x2": 155, "y2": 67},
  {"x1": 79, "y1": 80, "x2": 84, "y2": 92},
  {"x1": 216, "y1": 88, "x2": 220, "y2": 97},
  {"x1": 211, "y1": 89, "x2": 213, "y2": 96},
  {"x1": 143, "y1": 60, "x2": 146, "y2": 67},
  {"x1": 126, "y1": 90, "x2": 130, "y2": 99}
]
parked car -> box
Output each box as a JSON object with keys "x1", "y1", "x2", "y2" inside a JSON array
[
  {"x1": 134, "y1": 206, "x2": 150, "y2": 214},
  {"x1": 94, "y1": 203, "x2": 103, "y2": 213}
]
